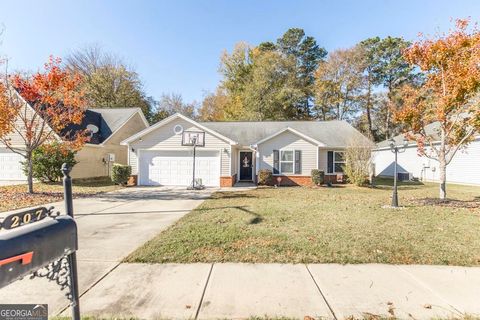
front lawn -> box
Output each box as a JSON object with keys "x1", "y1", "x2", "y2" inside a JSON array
[
  {"x1": 126, "y1": 181, "x2": 480, "y2": 265},
  {"x1": 0, "y1": 178, "x2": 122, "y2": 212}
]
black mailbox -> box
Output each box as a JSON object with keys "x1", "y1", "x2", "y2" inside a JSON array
[{"x1": 0, "y1": 215, "x2": 77, "y2": 289}]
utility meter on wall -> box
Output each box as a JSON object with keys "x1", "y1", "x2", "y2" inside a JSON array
[{"x1": 107, "y1": 153, "x2": 115, "y2": 162}]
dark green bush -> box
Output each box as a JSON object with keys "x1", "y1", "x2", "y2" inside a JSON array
[
  {"x1": 311, "y1": 169, "x2": 324, "y2": 186},
  {"x1": 23, "y1": 142, "x2": 77, "y2": 182},
  {"x1": 111, "y1": 164, "x2": 132, "y2": 185},
  {"x1": 258, "y1": 169, "x2": 273, "y2": 185}
]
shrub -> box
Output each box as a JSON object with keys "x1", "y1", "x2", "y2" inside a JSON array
[
  {"x1": 258, "y1": 169, "x2": 273, "y2": 185},
  {"x1": 111, "y1": 164, "x2": 132, "y2": 185},
  {"x1": 344, "y1": 137, "x2": 373, "y2": 186},
  {"x1": 23, "y1": 142, "x2": 77, "y2": 182},
  {"x1": 311, "y1": 169, "x2": 324, "y2": 186}
]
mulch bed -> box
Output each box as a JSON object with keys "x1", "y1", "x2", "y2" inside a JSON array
[{"x1": 412, "y1": 197, "x2": 480, "y2": 209}]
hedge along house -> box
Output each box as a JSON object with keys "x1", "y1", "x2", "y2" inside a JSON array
[
  {"x1": 373, "y1": 122, "x2": 480, "y2": 185},
  {"x1": 0, "y1": 90, "x2": 149, "y2": 182},
  {"x1": 121, "y1": 113, "x2": 371, "y2": 187}
]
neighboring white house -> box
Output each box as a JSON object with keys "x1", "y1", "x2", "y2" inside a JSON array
[
  {"x1": 373, "y1": 123, "x2": 480, "y2": 185},
  {"x1": 0, "y1": 95, "x2": 149, "y2": 182},
  {"x1": 121, "y1": 113, "x2": 371, "y2": 187}
]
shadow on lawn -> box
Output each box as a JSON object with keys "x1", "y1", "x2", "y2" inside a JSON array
[
  {"x1": 373, "y1": 177, "x2": 424, "y2": 187},
  {"x1": 198, "y1": 205, "x2": 263, "y2": 224},
  {"x1": 212, "y1": 192, "x2": 260, "y2": 200},
  {"x1": 374, "y1": 185, "x2": 425, "y2": 191}
]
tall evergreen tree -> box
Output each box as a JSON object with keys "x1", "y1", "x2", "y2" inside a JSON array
[{"x1": 277, "y1": 28, "x2": 327, "y2": 117}]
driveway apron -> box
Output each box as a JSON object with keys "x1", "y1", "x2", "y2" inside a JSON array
[{"x1": 0, "y1": 187, "x2": 210, "y2": 314}]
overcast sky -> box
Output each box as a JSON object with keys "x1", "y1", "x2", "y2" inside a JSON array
[{"x1": 1, "y1": 0, "x2": 479, "y2": 103}]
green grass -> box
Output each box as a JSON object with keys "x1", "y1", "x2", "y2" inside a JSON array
[
  {"x1": 0, "y1": 177, "x2": 122, "y2": 212},
  {"x1": 126, "y1": 180, "x2": 480, "y2": 266}
]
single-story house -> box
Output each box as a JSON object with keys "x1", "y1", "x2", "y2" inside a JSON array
[
  {"x1": 121, "y1": 113, "x2": 371, "y2": 187},
  {"x1": 0, "y1": 93, "x2": 149, "y2": 182},
  {"x1": 373, "y1": 122, "x2": 480, "y2": 185}
]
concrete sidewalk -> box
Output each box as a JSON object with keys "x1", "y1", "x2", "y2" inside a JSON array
[{"x1": 75, "y1": 262, "x2": 479, "y2": 320}]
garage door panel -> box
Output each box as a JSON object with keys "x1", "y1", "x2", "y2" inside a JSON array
[
  {"x1": 0, "y1": 148, "x2": 27, "y2": 180},
  {"x1": 139, "y1": 150, "x2": 220, "y2": 187}
]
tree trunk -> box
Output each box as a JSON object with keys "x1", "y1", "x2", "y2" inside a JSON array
[
  {"x1": 439, "y1": 157, "x2": 447, "y2": 200},
  {"x1": 365, "y1": 82, "x2": 374, "y2": 140},
  {"x1": 27, "y1": 153, "x2": 34, "y2": 194},
  {"x1": 385, "y1": 82, "x2": 393, "y2": 139}
]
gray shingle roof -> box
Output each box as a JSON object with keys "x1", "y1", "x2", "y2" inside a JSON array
[
  {"x1": 63, "y1": 108, "x2": 140, "y2": 144},
  {"x1": 199, "y1": 120, "x2": 372, "y2": 147},
  {"x1": 376, "y1": 122, "x2": 441, "y2": 149},
  {"x1": 89, "y1": 108, "x2": 140, "y2": 134}
]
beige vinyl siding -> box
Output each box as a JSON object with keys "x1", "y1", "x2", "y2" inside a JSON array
[
  {"x1": 258, "y1": 131, "x2": 317, "y2": 175},
  {"x1": 1, "y1": 103, "x2": 55, "y2": 148},
  {"x1": 71, "y1": 112, "x2": 148, "y2": 179},
  {"x1": 72, "y1": 145, "x2": 111, "y2": 178},
  {"x1": 129, "y1": 118, "x2": 231, "y2": 176},
  {"x1": 318, "y1": 149, "x2": 328, "y2": 173},
  {"x1": 129, "y1": 148, "x2": 139, "y2": 174}
]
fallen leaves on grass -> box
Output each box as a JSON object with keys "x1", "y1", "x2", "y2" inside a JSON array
[
  {"x1": 0, "y1": 189, "x2": 64, "y2": 211},
  {"x1": 0, "y1": 179, "x2": 121, "y2": 212},
  {"x1": 412, "y1": 197, "x2": 480, "y2": 209}
]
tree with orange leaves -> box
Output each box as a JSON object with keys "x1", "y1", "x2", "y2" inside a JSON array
[
  {"x1": 395, "y1": 19, "x2": 480, "y2": 199},
  {"x1": 0, "y1": 56, "x2": 88, "y2": 193}
]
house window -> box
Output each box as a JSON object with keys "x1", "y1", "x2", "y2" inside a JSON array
[
  {"x1": 334, "y1": 151, "x2": 345, "y2": 173},
  {"x1": 280, "y1": 150, "x2": 294, "y2": 174}
]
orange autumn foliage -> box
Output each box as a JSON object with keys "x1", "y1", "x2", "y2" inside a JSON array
[
  {"x1": 0, "y1": 56, "x2": 88, "y2": 150},
  {"x1": 394, "y1": 19, "x2": 480, "y2": 199},
  {"x1": 0, "y1": 56, "x2": 88, "y2": 192}
]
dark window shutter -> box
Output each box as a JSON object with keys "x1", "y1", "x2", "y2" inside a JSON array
[
  {"x1": 327, "y1": 151, "x2": 334, "y2": 174},
  {"x1": 294, "y1": 150, "x2": 301, "y2": 174},
  {"x1": 273, "y1": 150, "x2": 279, "y2": 174}
]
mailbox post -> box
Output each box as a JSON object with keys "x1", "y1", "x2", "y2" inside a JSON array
[
  {"x1": 62, "y1": 163, "x2": 81, "y2": 320},
  {"x1": 0, "y1": 163, "x2": 81, "y2": 320}
]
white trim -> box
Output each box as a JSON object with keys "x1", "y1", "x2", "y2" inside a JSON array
[
  {"x1": 254, "y1": 127, "x2": 325, "y2": 147},
  {"x1": 217, "y1": 148, "x2": 222, "y2": 186},
  {"x1": 137, "y1": 149, "x2": 142, "y2": 185},
  {"x1": 120, "y1": 113, "x2": 238, "y2": 146},
  {"x1": 332, "y1": 150, "x2": 346, "y2": 174},
  {"x1": 100, "y1": 109, "x2": 149, "y2": 145},
  {"x1": 84, "y1": 143, "x2": 104, "y2": 148},
  {"x1": 131, "y1": 147, "x2": 222, "y2": 152},
  {"x1": 277, "y1": 149, "x2": 295, "y2": 175},
  {"x1": 127, "y1": 143, "x2": 130, "y2": 171},
  {"x1": 272, "y1": 148, "x2": 304, "y2": 176},
  {"x1": 238, "y1": 150, "x2": 254, "y2": 181}
]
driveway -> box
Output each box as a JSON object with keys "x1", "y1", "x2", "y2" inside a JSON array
[{"x1": 0, "y1": 186, "x2": 211, "y2": 314}]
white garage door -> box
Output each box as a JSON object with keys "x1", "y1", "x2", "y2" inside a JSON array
[
  {"x1": 139, "y1": 150, "x2": 220, "y2": 187},
  {"x1": 0, "y1": 148, "x2": 27, "y2": 181}
]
